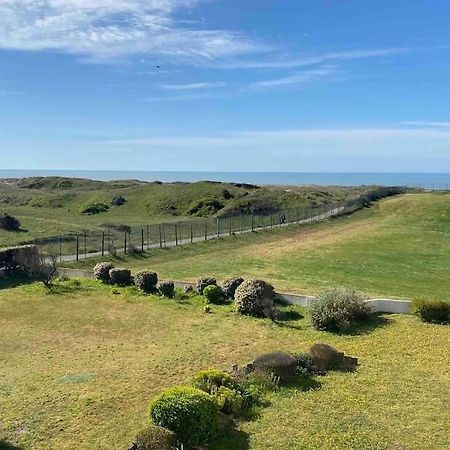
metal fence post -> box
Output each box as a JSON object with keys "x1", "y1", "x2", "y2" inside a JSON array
[
  {"x1": 251, "y1": 214, "x2": 254, "y2": 232},
  {"x1": 59, "y1": 235, "x2": 62, "y2": 262},
  {"x1": 175, "y1": 224, "x2": 178, "y2": 246},
  {"x1": 141, "y1": 228, "x2": 144, "y2": 252},
  {"x1": 101, "y1": 232, "x2": 105, "y2": 257},
  {"x1": 84, "y1": 232, "x2": 87, "y2": 259},
  {"x1": 124, "y1": 231, "x2": 127, "y2": 254},
  {"x1": 76, "y1": 235, "x2": 79, "y2": 261},
  {"x1": 205, "y1": 221, "x2": 208, "y2": 241},
  {"x1": 159, "y1": 225, "x2": 163, "y2": 249},
  {"x1": 229, "y1": 216, "x2": 232, "y2": 235},
  {"x1": 190, "y1": 223, "x2": 193, "y2": 243},
  {"x1": 217, "y1": 217, "x2": 220, "y2": 238}
]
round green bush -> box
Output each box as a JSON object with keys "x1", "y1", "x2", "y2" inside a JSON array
[
  {"x1": 195, "y1": 277, "x2": 217, "y2": 295},
  {"x1": 135, "y1": 271, "x2": 158, "y2": 293},
  {"x1": 310, "y1": 289, "x2": 371, "y2": 331},
  {"x1": 234, "y1": 279, "x2": 275, "y2": 318},
  {"x1": 221, "y1": 277, "x2": 244, "y2": 299},
  {"x1": 158, "y1": 281, "x2": 175, "y2": 298},
  {"x1": 149, "y1": 386, "x2": 218, "y2": 448},
  {"x1": 93, "y1": 262, "x2": 114, "y2": 283},
  {"x1": 131, "y1": 425, "x2": 176, "y2": 450},
  {"x1": 109, "y1": 268, "x2": 133, "y2": 286},
  {"x1": 203, "y1": 285, "x2": 224, "y2": 304},
  {"x1": 215, "y1": 386, "x2": 244, "y2": 415}
]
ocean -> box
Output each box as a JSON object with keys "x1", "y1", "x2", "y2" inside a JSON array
[{"x1": 1, "y1": 170, "x2": 450, "y2": 189}]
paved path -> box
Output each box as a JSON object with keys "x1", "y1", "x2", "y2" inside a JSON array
[{"x1": 57, "y1": 206, "x2": 344, "y2": 263}]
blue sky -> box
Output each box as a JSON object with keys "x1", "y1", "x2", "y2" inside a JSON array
[{"x1": 1, "y1": 0, "x2": 450, "y2": 172}]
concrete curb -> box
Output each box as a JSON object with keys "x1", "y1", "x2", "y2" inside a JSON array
[{"x1": 58, "y1": 267, "x2": 412, "y2": 314}]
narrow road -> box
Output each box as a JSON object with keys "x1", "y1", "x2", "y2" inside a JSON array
[{"x1": 57, "y1": 206, "x2": 344, "y2": 263}]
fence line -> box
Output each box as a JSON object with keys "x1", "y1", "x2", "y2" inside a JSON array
[{"x1": 34, "y1": 186, "x2": 404, "y2": 261}]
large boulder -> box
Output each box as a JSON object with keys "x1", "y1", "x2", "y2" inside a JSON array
[{"x1": 309, "y1": 343, "x2": 358, "y2": 371}]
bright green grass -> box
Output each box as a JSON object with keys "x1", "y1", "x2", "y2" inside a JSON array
[
  {"x1": 68, "y1": 193, "x2": 450, "y2": 302},
  {"x1": 0, "y1": 279, "x2": 449, "y2": 449}
]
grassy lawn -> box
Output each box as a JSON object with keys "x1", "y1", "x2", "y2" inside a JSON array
[
  {"x1": 0, "y1": 279, "x2": 449, "y2": 449},
  {"x1": 68, "y1": 193, "x2": 450, "y2": 302}
]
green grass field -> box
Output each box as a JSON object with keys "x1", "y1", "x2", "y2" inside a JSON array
[
  {"x1": 0, "y1": 279, "x2": 449, "y2": 449},
  {"x1": 68, "y1": 193, "x2": 450, "y2": 302},
  {"x1": 0, "y1": 177, "x2": 365, "y2": 248}
]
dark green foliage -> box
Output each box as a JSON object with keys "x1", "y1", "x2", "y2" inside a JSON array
[
  {"x1": 295, "y1": 352, "x2": 319, "y2": 377},
  {"x1": 203, "y1": 285, "x2": 224, "y2": 304},
  {"x1": 130, "y1": 425, "x2": 176, "y2": 450},
  {"x1": 252, "y1": 351, "x2": 298, "y2": 383},
  {"x1": 93, "y1": 262, "x2": 114, "y2": 283},
  {"x1": 149, "y1": 386, "x2": 218, "y2": 448},
  {"x1": 111, "y1": 196, "x2": 127, "y2": 206},
  {"x1": 221, "y1": 277, "x2": 244, "y2": 299},
  {"x1": 413, "y1": 299, "x2": 450, "y2": 324},
  {"x1": 187, "y1": 197, "x2": 225, "y2": 217},
  {"x1": 109, "y1": 268, "x2": 133, "y2": 286},
  {"x1": 135, "y1": 271, "x2": 158, "y2": 293},
  {"x1": 81, "y1": 202, "x2": 110, "y2": 215},
  {"x1": 158, "y1": 281, "x2": 175, "y2": 298},
  {"x1": 195, "y1": 277, "x2": 217, "y2": 295},
  {"x1": 0, "y1": 214, "x2": 21, "y2": 231},
  {"x1": 215, "y1": 386, "x2": 244, "y2": 415},
  {"x1": 234, "y1": 279, "x2": 275, "y2": 318},
  {"x1": 310, "y1": 288, "x2": 371, "y2": 331}
]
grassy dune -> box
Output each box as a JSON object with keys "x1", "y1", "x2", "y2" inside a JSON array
[
  {"x1": 69, "y1": 193, "x2": 450, "y2": 302},
  {"x1": 0, "y1": 177, "x2": 364, "y2": 248},
  {"x1": 0, "y1": 279, "x2": 449, "y2": 449}
]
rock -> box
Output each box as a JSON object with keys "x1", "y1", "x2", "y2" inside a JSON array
[{"x1": 309, "y1": 343, "x2": 358, "y2": 371}]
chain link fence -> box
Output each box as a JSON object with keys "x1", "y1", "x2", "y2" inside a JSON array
[{"x1": 33, "y1": 186, "x2": 405, "y2": 261}]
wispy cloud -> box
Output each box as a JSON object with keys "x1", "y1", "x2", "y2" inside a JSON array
[
  {"x1": 248, "y1": 65, "x2": 339, "y2": 90},
  {"x1": 0, "y1": 0, "x2": 263, "y2": 62},
  {"x1": 220, "y1": 47, "x2": 410, "y2": 70},
  {"x1": 162, "y1": 81, "x2": 227, "y2": 90},
  {"x1": 401, "y1": 121, "x2": 450, "y2": 128}
]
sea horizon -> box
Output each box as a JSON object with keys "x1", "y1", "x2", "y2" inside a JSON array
[{"x1": 1, "y1": 169, "x2": 450, "y2": 188}]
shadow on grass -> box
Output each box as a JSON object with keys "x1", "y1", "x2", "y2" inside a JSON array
[
  {"x1": 276, "y1": 309, "x2": 304, "y2": 321},
  {"x1": 334, "y1": 314, "x2": 393, "y2": 336},
  {"x1": 210, "y1": 416, "x2": 250, "y2": 450},
  {"x1": 0, "y1": 440, "x2": 24, "y2": 450},
  {"x1": 0, "y1": 273, "x2": 34, "y2": 290},
  {"x1": 282, "y1": 375, "x2": 323, "y2": 392}
]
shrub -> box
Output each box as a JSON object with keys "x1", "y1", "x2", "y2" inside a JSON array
[
  {"x1": 203, "y1": 285, "x2": 224, "y2": 304},
  {"x1": 192, "y1": 369, "x2": 236, "y2": 394},
  {"x1": 158, "y1": 281, "x2": 175, "y2": 298},
  {"x1": 195, "y1": 277, "x2": 217, "y2": 295},
  {"x1": 413, "y1": 299, "x2": 450, "y2": 324},
  {"x1": 130, "y1": 425, "x2": 176, "y2": 450},
  {"x1": 295, "y1": 352, "x2": 318, "y2": 377},
  {"x1": 310, "y1": 288, "x2": 371, "y2": 331},
  {"x1": 111, "y1": 196, "x2": 127, "y2": 206},
  {"x1": 81, "y1": 202, "x2": 110, "y2": 215},
  {"x1": 149, "y1": 386, "x2": 218, "y2": 448},
  {"x1": 204, "y1": 305, "x2": 211, "y2": 314},
  {"x1": 221, "y1": 277, "x2": 244, "y2": 299},
  {"x1": 184, "y1": 285, "x2": 194, "y2": 294},
  {"x1": 109, "y1": 268, "x2": 133, "y2": 286},
  {"x1": 135, "y1": 271, "x2": 158, "y2": 293},
  {"x1": 215, "y1": 386, "x2": 244, "y2": 415},
  {"x1": 309, "y1": 343, "x2": 344, "y2": 371},
  {"x1": 234, "y1": 279, "x2": 275, "y2": 318},
  {"x1": 252, "y1": 351, "x2": 298, "y2": 383},
  {"x1": 93, "y1": 262, "x2": 114, "y2": 283},
  {"x1": 0, "y1": 214, "x2": 21, "y2": 231}
]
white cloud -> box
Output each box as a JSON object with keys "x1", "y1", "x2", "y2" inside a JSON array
[
  {"x1": 0, "y1": 0, "x2": 262, "y2": 61},
  {"x1": 220, "y1": 47, "x2": 410, "y2": 70},
  {"x1": 248, "y1": 65, "x2": 339, "y2": 90},
  {"x1": 401, "y1": 121, "x2": 450, "y2": 128},
  {"x1": 162, "y1": 81, "x2": 227, "y2": 90}
]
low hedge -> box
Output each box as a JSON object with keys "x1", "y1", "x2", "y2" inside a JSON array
[{"x1": 413, "y1": 299, "x2": 450, "y2": 324}]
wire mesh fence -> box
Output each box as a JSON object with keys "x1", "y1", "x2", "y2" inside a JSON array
[{"x1": 33, "y1": 186, "x2": 405, "y2": 261}]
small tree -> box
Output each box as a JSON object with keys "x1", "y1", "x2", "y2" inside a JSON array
[{"x1": 28, "y1": 251, "x2": 58, "y2": 288}]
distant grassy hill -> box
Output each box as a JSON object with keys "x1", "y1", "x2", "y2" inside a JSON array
[{"x1": 0, "y1": 176, "x2": 370, "y2": 247}]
